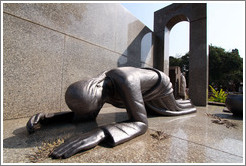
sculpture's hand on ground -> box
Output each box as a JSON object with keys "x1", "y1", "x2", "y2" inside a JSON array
[
  {"x1": 26, "y1": 112, "x2": 74, "y2": 134},
  {"x1": 49, "y1": 128, "x2": 106, "y2": 159},
  {"x1": 26, "y1": 113, "x2": 46, "y2": 134}
]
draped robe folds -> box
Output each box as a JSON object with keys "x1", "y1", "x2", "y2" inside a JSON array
[{"x1": 100, "y1": 68, "x2": 196, "y2": 146}]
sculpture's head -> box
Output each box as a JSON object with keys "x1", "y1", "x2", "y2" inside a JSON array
[{"x1": 65, "y1": 77, "x2": 104, "y2": 116}]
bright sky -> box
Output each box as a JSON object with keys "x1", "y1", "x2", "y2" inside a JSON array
[{"x1": 121, "y1": 1, "x2": 245, "y2": 58}]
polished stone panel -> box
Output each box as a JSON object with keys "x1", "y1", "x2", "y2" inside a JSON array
[
  {"x1": 64, "y1": 3, "x2": 117, "y2": 52},
  {"x1": 3, "y1": 3, "x2": 153, "y2": 119},
  {"x1": 114, "y1": 5, "x2": 153, "y2": 67},
  {"x1": 3, "y1": 3, "x2": 115, "y2": 51},
  {"x1": 3, "y1": 3, "x2": 153, "y2": 66},
  {"x1": 60, "y1": 36, "x2": 121, "y2": 111},
  {"x1": 141, "y1": 32, "x2": 153, "y2": 66},
  {"x1": 3, "y1": 105, "x2": 243, "y2": 163},
  {"x1": 3, "y1": 14, "x2": 64, "y2": 119},
  {"x1": 148, "y1": 105, "x2": 243, "y2": 157}
]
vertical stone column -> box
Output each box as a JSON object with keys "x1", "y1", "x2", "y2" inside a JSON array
[
  {"x1": 189, "y1": 17, "x2": 208, "y2": 106},
  {"x1": 163, "y1": 27, "x2": 170, "y2": 76},
  {"x1": 153, "y1": 31, "x2": 164, "y2": 72}
]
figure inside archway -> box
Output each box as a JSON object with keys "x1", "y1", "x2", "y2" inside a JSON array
[
  {"x1": 179, "y1": 72, "x2": 188, "y2": 100},
  {"x1": 26, "y1": 67, "x2": 196, "y2": 159}
]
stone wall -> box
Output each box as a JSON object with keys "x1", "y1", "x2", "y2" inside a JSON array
[{"x1": 3, "y1": 3, "x2": 153, "y2": 120}]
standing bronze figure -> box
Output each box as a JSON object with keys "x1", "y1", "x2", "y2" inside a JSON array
[{"x1": 26, "y1": 67, "x2": 196, "y2": 159}]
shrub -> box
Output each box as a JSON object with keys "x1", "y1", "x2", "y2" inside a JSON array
[{"x1": 209, "y1": 85, "x2": 228, "y2": 103}]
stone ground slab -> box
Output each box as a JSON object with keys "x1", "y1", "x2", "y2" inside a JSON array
[{"x1": 2, "y1": 105, "x2": 244, "y2": 164}]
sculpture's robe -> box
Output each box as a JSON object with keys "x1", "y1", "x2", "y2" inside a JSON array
[{"x1": 100, "y1": 68, "x2": 196, "y2": 146}]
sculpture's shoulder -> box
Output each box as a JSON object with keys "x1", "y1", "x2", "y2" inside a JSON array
[
  {"x1": 106, "y1": 67, "x2": 137, "y2": 74},
  {"x1": 106, "y1": 67, "x2": 140, "y2": 81}
]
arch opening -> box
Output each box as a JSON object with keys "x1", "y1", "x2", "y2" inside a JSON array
[
  {"x1": 166, "y1": 15, "x2": 189, "y2": 30},
  {"x1": 169, "y1": 21, "x2": 190, "y2": 58},
  {"x1": 168, "y1": 21, "x2": 190, "y2": 99}
]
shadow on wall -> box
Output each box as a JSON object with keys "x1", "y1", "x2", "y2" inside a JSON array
[{"x1": 117, "y1": 21, "x2": 154, "y2": 68}]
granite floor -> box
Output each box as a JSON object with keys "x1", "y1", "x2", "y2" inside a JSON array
[{"x1": 2, "y1": 105, "x2": 244, "y2": 164}]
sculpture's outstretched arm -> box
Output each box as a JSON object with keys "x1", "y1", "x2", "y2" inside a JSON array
[
  {"x1": 101, "y1": 69, "x2": 148, "y2": 146},
  {"x1": 50, "y1": 128, "x2": 105, "y2": 159},
  {"x1": 26, "y1": 111, "x2": 74, "y2": 134}
]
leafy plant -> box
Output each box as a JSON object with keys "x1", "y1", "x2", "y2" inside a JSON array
[{"x1": 209, "y1": 85, "x2": 228, "y2": 103}]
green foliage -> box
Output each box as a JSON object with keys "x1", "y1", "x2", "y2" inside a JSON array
[
  {"x1": 169, "y1": 53, "x2": 190, "y2": 86},
  {"x1": 169, "y1": 53, "x2": 189, "y2": 73},
  {"x1": 170, "y1": 45, "x2": 243, "y2": 92},
  {"x1": 209, "y1": 45, "x2": 243, "y2": 91},
  {"x1": 208, "y1": 85, "x2": 228, "y2": 103}
]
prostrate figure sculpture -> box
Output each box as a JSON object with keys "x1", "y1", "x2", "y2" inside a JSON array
[{"x1": 26, "y1": 67, "x2": 196, "y2": 159}]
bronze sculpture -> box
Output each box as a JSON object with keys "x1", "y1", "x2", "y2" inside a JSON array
[{"x1": 26, "y1": 67, "x2": 196, "y2": 159}]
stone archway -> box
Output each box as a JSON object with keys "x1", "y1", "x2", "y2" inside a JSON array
[{"x1": 153, "y1": 3, "x2": 207, "y2": 106}]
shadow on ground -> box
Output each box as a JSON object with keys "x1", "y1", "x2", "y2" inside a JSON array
[
  {"x1": 3, "y1": 112, "x2": 128, "y2": 149},
  {"x1": 213, "y1": 113, "x2": 243, "y2": 121}
]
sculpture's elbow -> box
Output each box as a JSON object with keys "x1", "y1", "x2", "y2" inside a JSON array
[
  {"x1": 136, "y1": 121, "x2": 148, "y2": 134},
  {"x1": 101, "y1": 121, "x2": 148, "y2": 146}
]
